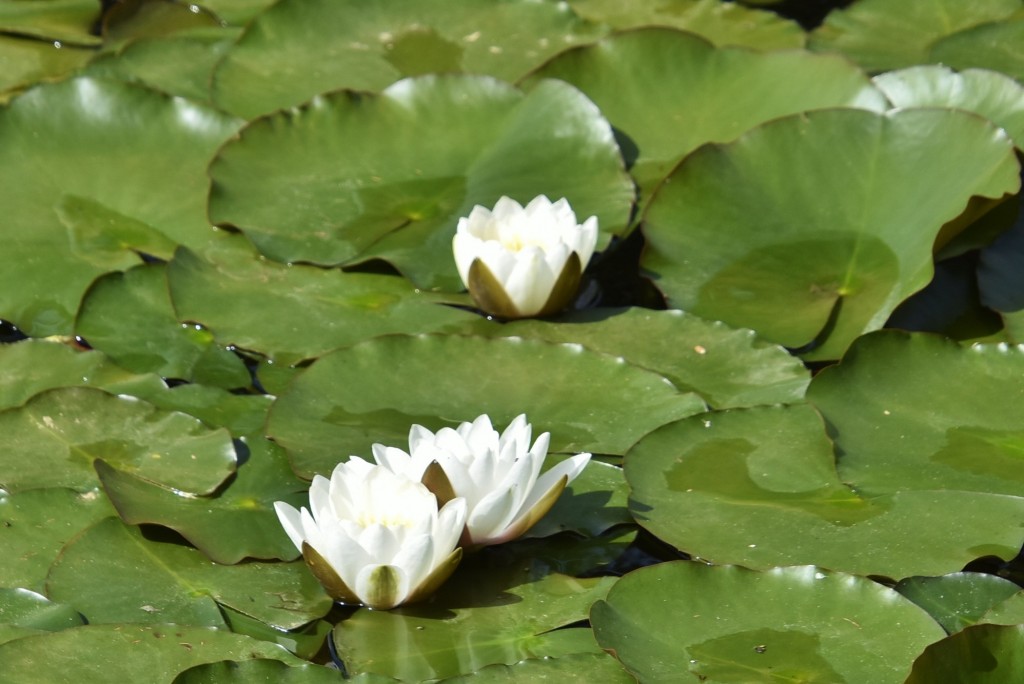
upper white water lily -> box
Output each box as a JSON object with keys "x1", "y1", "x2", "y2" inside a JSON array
[
  {"x1": 274, "y1": 458, "x2": 466, "y2": 610},
  {"x1": 453, "y1": 195, "x2": 598, "y2": 319},
  {"x1": 373, "y1": 414, "x2": 591, "y2": 547}
]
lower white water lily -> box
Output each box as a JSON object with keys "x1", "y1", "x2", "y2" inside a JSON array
[
  {"x1": 373, "y1": 414, "x2": 591, "y2": 547},
  {"x1": 274, "y1": 458, "x2": 466, "y2": 610},
  {"x1": 453, "y1": 195, "x2": 598, "y2": 319}
]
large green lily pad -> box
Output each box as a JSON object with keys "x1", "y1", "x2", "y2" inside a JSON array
[
  {"x1": 458, "y1": 307, "x2": 809, "y2": 409},
  {"x1": 0, "y1": 36, "x2": 93, "y2": 100},
  {"x1": 208, "y1": 75, "x2": 633, "y2": 290},
  {"x1": 0, "y1": 0, "x2": 101, "y2": 45},
  {"x1": 524, "y1": 28, "x2": 885, "y2": 204},
  {"x1": 0, "y1": 623, "x2": 302, "y2": 684},
  {"x1": 0, "y1": 588, "x2": 84, "y2": 633},
  {"x1": 442, "y1": 652, "x2": 634, "y2": 683},
  {"x1": 627, "y1": 331, "x2": 1024, "y2": 578},
  {"x1": 808, "y1": 0, "x2": 1022, "y2": 73},
  {"x1": 0, "y1": 387, "x2": 236, "y2": 494},
  {"x1": 46, "y1": 517, "x2": 331, "y2": 629},
  {"x1": 0, "y1": 76, "x2": 242, "y2": 335},
  {"x1": 173, "y1": 659, "x2": 348, "y2": 684},
  {"x1": 267, "y1": 333, "x2": 706, "y2": 477},
  {"x1": 210, "y1": 0, "x2": 605, "y2": 119},
  {"x1": 592, "y1": 562, "x2": 944, "y2": 683},
  {"x1": 640, "y1": 108, "x2": 1020, "y2": 359},
  {"x1": 167, "y1": 234, "x2": 478, "y2": 365}
]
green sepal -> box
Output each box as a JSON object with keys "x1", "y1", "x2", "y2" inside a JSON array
[
  {"x1": 406, "y1": 547, "x2": 464, "y2": 605},
  {"x1": 537, "y1": 251, "x2": 582, "y2": 318},
  {"x1": 467, "y1": 258, "x2": 522, "y2": 318},
  {"x1": 301, "y1": 542, "x2": 360, "y2": 605},
  {"x1": 421, "y1": 460, "x2": 457, "y2": 507}
]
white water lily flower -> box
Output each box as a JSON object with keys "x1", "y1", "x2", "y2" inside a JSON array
[
  {"x1": 453, "y1": 195, "x2": 598, "y2": 319},
  {"x1": 274, "y1": 458, "x2": 466, "y2": 610},
  {"x1": 373, "y1": 414, "x2": 591, "y2": 547}
]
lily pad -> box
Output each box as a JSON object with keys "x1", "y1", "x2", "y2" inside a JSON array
[
  {"x1": 592, "y1": 563, "x2": 945, "y2": 684},
  {"x1": 96, "y1": 437, "x2": 308, "y2": 564},
  {"x1": 873, "y1": 66, "x2": 1024, "y2": 149},
  {"x1": 807, "y1": 332, "x2": 1024, "y2": 499},
  {"x1": 627, "y1": 401, "x2": 1024, "y2": 578},
  {"x1": 929, "y1": 17, "x2": 1024, "y2": 84},
  {"x1": 46, "y1": 517, "x2": 332, "y2": 629},
  {"x1": 207, "y1": 75, "x2": 633, "y2": 290},
  {"x1": 565, "y1": 0, "x2": 805, "y2": 50},
  {"x1": 895, "y1": 573, "x2": 1022, "y2": 634},
  {"x1": 173, "y1": 659, "x2": 348, "y2": 683},
  {"x1": 808, "y1": 0, "x2": 1022, "y2": 73},
  {"x1": 0, "y1": 387, "x2": 236, "y2": 494},
  {"x1": 0, "y1": 339, "x2": 147, "y2": 410},
  {"x1": 76, "y1": 263, "x2": 250, "y2": 387},
  {"x1": 83, "y1": 28, "x2": 240, "y2": 104},
  {"x1": 0, "y1": 623, "x2": 302, "y2": 683},
  {"x1": 0, "y1": 488, "x2": 115, "y2": 592},
  {"x1": 333, "y1": 541, "x2": 617, "y2": 681},
  {"x1": 0, "y1": 36, "x2": 94, "y2": 99},
  {"x1": 267, "y1": 333, "x2": 706, "y2": 478},
  {"x1": 459, "y1": 307, "x2": 809, "y2": 409},
  {"x1": 523, "y1": 28, "x2": 885, "y2": 204},
  {"x1": 210, "y1": 0, "x2": 604, "y2": 119},
  {"x1": 979, "y1": 591, "x2": 1024, "y2": 625},
  {"x1": 0, "y1": 588, "x2": 84, "y2": 633},
  {"x1": 640, "y1": 108, "x2": 1020, "y2": 359},
  {"x1": 442, "y1": 652, "x2": 634, "y2": 683},
  {"x1": 167, "y1": 234, "x2": 479, "y2": 365},
  {"x1": 905, "y1": 623, "x2": 1024, "y2": 683},
  {"x1": 525, "y1": 457, "x2": 631, "y2": 538},
  {"x1": 0, "y1": 0, "x2": 101, "y2": 45},
  {"x1": 0, "y1": 76, "x2": 242, "y2": 335}
]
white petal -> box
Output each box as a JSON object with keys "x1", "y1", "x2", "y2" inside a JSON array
[
  {"x1": 390, "y1": 533, "x2": 433, "y2": 588},
  {"x1": 503, "y1": 247, "x2": 556, "y2": 316},
  {"x1": 515, "y1": 452, "x2": 591, "y2": 520},
  {"x1": 466, "y1": 487, "x2": 518, "y2": 543},
  {"x1": 273, "y1": 502, "x2": 306, "y2": 553}
]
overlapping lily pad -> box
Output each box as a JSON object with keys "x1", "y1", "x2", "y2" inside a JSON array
[
  {"x1": 808, "y1": 0, "x2": 1022, "y2": 72},
  {"x1": 76, "y1": 263, "x2": 250, "y2": 387},
  {"x1": 591, "y1": 562, "x2": 944, "y2": 683},
  {"x1": 0, "y1": 76, "x2": 242, "y2": 335},
  {"x1": 267, "y1": 333, "x2": 705, "y2": 477},
  {"x1": 210, "y1": 0, "x2": 605, "y2": 119},
  {"x1": 0, "y1": 623, "x2": 303, "y2": 683},
  {"x1": 0, "y1": 488, "x2": 115, "y2": 592},
  {"x1": 929, "y1": 17, "x2": 1024, "y2": 83},
  {"x1": 0, "y1": 36, "x2": 93, "y2": 100},
  {"x1": 873, "y1": 66, "x2": 1024, "y2": 149},
  {"x1": 83, "y1": 28, "x2": 241, "y2": 103},
  {"x1": 458, "y1": 307, "x2": 809, "y2": 409},
  {"x1": 895, "y1": 573, "x2": 1022, "y2": 634},
  {"x1": 443, "y1": 652, "x2": 634, "y2": 683},
  {"x1": 207, "y1": 75, "x2": 633, "y2": 290},
  {"x1": 0, "y1": 387, "x2": 236, "y2": 494},
  {"x1": 46, "y1": 517, "x2": 331, "y2": 629},
  {"x1": 905, "y1": 624, "x2": 1024, "y2": 683},
  {"x1": 565, "y1": 0, "x2": 805, "y2": 50},
  {"x1": 627, "y1": 332, "x2": 1024, "y2": 578},
  {"x1": 167, "y1": 234, "x2": 478, "y2": 365},
  {"x1": 641, "y1": 108, "x2": 1020, "y2": 359},
  {"x1": 523, "y1": 28, "x2": 885, "y2": 203},
  {"x1": 173, "y1": 659, "x2": 351, "y2": 683},
  {"x1": 96, "y1": 437, "x2": 308, "y2": 564},
  {"x1": 333, "y1": 540, "x2": 619, "y2": 681}
]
